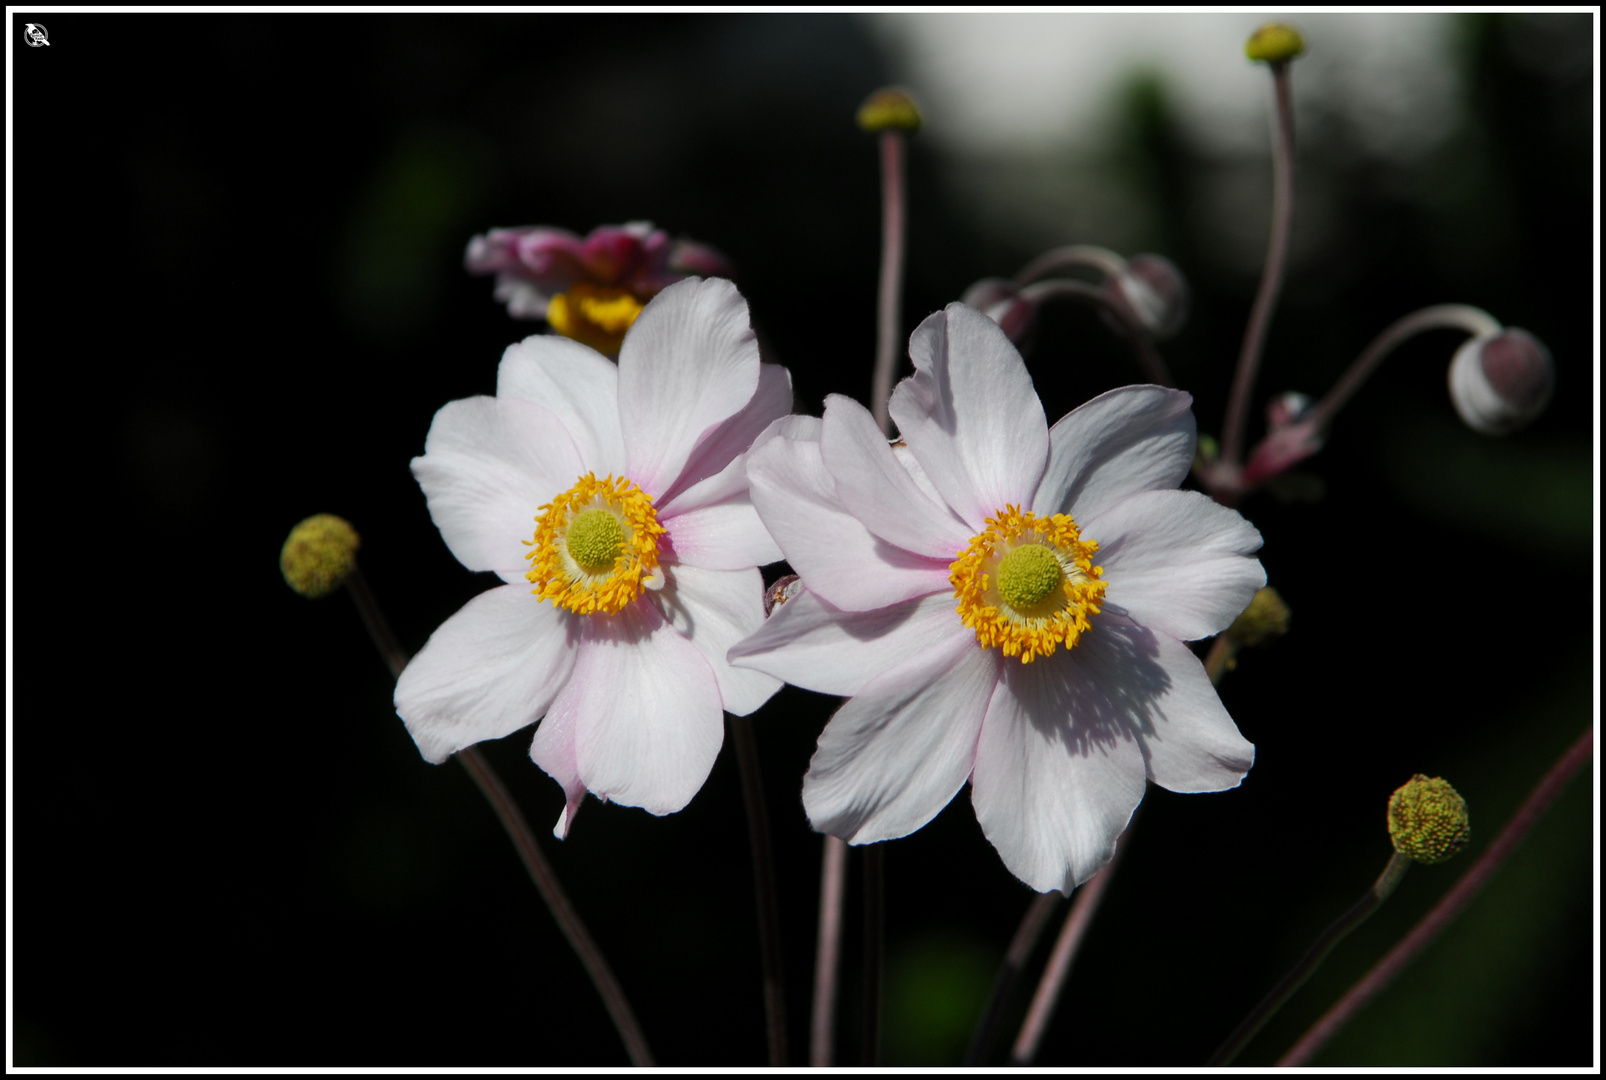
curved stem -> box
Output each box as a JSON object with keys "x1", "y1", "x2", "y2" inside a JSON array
[
  {"x1": 1019, "y1": 279, "x2": 1175, "y2": 387},
  {"x1": 810, "y1": 835, "x2": 849, "y2": 1066},
  {"x1": 730, "y1": 714, "x2": 788, "y2": 1066},
  {"x1": 1207, "y1": 852, "x2": 1411, "y2": 1066},
  {"x1": 1221, "y1": 61, "x2": 1297, "y2": 468},
  {"x1": 1008, "y1": 846, "x2": 1125, "y2": 1065},
  {"x1": 871, "y1": 129, "x2": 907, "y2": 436},
  {"x1": 1277, "y1": 727, "x2": 1595, "y2": 1067},
  {"x1": 1013, "y1": 243, "x2": 1128, "y2": 286},
  {"x1": 342, "y1": 561, "x2": 654, "y2": 1066},
  {"x1": 456, "y1": 747, "x2": 656, "y2": 1067},
  {"x1": 1300, "y1": 304, "x2": 1501, "y2": 432},
  {"x1": 963, "y1": 891, "x2": 1063, "y2": 1065}
]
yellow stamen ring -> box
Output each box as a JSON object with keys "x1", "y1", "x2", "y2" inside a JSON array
[
  {"x1": 525, "y1": 473, "x2": 665, "y2": 615},
  {"x1": 950, "y1": 505, "x2": 1107, "y2": 664},
  {"x1": 546, "y1": 284, "x2": 646, "y2": 355}
]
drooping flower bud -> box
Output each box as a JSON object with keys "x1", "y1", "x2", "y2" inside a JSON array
[
  {"x1": 763, "y1": 574, "x2": 803, "y2": 618},
  {"x1": 1245, "y1": 22, "x2": 1306, "y2": 64},
  {"x1": 1388, "y1": 775, "x2": 1471, "y2": 864},
  {"x1": 1103, "y1": 254, "x2": 1189, "y2": 339},
  {"x1": 281, "y1": 514, "x2": 361, "y2": 599},
  {"x1": 856, "y1": 87, "x2": 923, "y2": 134},
  {"x1": 1447, "y1": 328, "x2": 1556, "y2": 436},
  {"x1": 962, "y1": 277, "x2": 1038, "y2": 345},
  {"x1": 1266, "y1": 391, "x2": 1313, "y2": 431}
]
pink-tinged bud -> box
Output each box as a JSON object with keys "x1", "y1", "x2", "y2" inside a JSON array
[
  {"x1": 1448, "y1": 328, "x2": 1555, "y2": 436},
  {"x1": 763, "y1": 574, "x2": 803, "y2": 617},
  {"x1": 962, "y1": 277, "x2": 1039, "y2": 344},
  {"x1": 1240, "y1": 419, "x2": 1323, "y2": 488},
  {"x1": 1266, "y1": 391, "x2": 1313, "y2": 430},
  {"x1": 463, "y1": 221, "x2": 735, "y2": 326},
  {"x1": 1103, "y1": 254, "x2": 1189, "y2": 339}
]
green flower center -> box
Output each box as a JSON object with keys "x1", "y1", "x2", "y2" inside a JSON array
[
  {"x1": 565, "y1": 508, "x2": 626, "y2": 573},
  {"x1": 996, "y1": 544, "x2": 1064, "y2": 611}
]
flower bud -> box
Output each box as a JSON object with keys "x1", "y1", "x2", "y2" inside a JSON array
[
  {"x1": 281, "y1": 514, "x2": 361, "y2": 599},
  {"x1": 1388, "y1": 774, "x2": 1471, "y2": 864},
  {"x1": 1225, "y1": 586, "x2": 1290, "y2": 648},
  {"x1": 763, "y1": 574, "x2": 803, "y2": 617},
  {"x1": 857, "y1": 87, "x2": 923, "y2": 134},
  {"x1": 962, "y1": 278, "x2": 1038, "y2": 344},
  {"x1": 1104, "y1": 254, "x2": 1189, "y2": 339},
  {"x1": 1447, "y1": 328, "x2": 1555, "y2": 436},
  {"x1": 1245, "y1": 23, "x2": 1306, "y2": 64},
  {"x1": 1266, "y1": 391, "x2": 1313, "y2": 431}
]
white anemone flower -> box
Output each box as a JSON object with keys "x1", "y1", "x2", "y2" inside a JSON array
[
  {"x1": 396, "y1": 277, "x2": 789, "y2": 837},
  {"x1": 730, "y1": 302, "x2": 1264, "y2": 893}
]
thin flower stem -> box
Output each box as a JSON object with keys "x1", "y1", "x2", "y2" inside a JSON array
[
  {"x1": 729, "y1": 714, "x2": 788, "y2": 1066},
  {"x1": 342, "y1": 560, "x2": 655, "y2": 1067},
  {"x1": 455, "y1": 747, "x2": 656, "y2": 1068},
  {"x1": 1299, "y1": 304, "x2": 1502, "y2": 433},
  {"x1": 962, "y1": 891, "x2": 1064, "y2": 1065},
  {"x1": 1221, "y1": 61, "x2": 1296, "y2": 469},
  {"x1": 1277, "y1": 727, "x2": 1595, "y2": 1068},
  {"x1": 344, "y1": 564, "x2": 410, "y2": 681},
  {"x1": 871, "y1": 129, "x2": 907, "y2": 436},
  {"x1": 1008, "y1": 846, "x2": 1125, "y2": 1065},
  {"x1": 1207, "y1": 852, "x2": 1412, "y2": 1066},
  {"x1": 862, "y1": 844, "x2": 886, "y2": 1066},
  {"x1": 810, "y1": 835, "x2": 849, "y2": 1066},
  {"x1": 1019, "y1": 279, "x2": 1176, "y2": 387}
]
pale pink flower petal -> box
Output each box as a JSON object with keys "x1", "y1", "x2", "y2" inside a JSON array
[
  {"x1": 658, "y1": 362, "x2": 793, "y2": 515},
  {"x1": 820, "y1": 394, "x2": 974, "y2": 559},
  {"x1": 396, "y1": 584, "x2": 578, "y2": 764},
  {"x1": 567, "y1": 601, "x2": 726, "y2": 816},
  {"x1": 661, "y1": 497, "x2": 782, "y2": 571},
  {"x1": 889, "y1": 303, "x2": 1049, "y2": 529},
  {"x1": 746, "y1": 426, "x2": 954, "y2": 612},
  {"x1": 1072, "y1": 616, "x2": 1255, "y2": 794},
  {"x1": 970, "y1": 648, "x2": 1148, "y2": 893},
  {"x1": 496, "y1": 334, "x2": 627, "y2": 478},
  {"x1": 617, "y1": 277, "x2": 760, "y2": 497},
  {"x1": 729, "y1": 588, "x2": 968, "y2": 699},
  {"x1": 802, "y1": 632, "x2": 1000, "y2": 845},
  {"x1": 410, "y1": 396, "x2": 585, "y2": 580},
  {"x1": 658, "y1": 564, "x2": 781, "y2": 717},
  {"x1": 1086, "y1": 489, "x2": 1266, "y2": 641},
  {"x1": 1032, "y1": 385, "x2": 1196, "y2": 523}
]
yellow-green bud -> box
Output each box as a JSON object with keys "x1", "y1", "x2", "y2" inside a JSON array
[
  {"x1": 1388, "y1": 775, "x2": 1471, "y2": 864},
  {"x1": 281, "y1": 513, "x2": 361, "y2": 599},
  {"x1": 1245, "y1": 23, "x2": 1305, "y2": 64},
  {"x1": 1226, "y1": 586, "x2": 1291, "y2": 648},
  {"x1": 857, "y1": 87, "x2": 922, "y2": 134}
]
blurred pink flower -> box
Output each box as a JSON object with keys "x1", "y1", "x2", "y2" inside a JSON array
[{"x1": 465, "y1": 220, "x2": 734, "y2": 355}]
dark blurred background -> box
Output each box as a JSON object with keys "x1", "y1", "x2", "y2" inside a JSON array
[{"x1": 11, "y1": 12, "x2": 1594, "y2": 1067}]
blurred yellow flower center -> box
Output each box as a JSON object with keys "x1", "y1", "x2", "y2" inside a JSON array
[
  {"x1": 546, "y1": 284, "x2": 645, "y2": 355},
  {"x1": 525, "y1": 473, "x2": 665, "y2": 615},
  {"x1": 950, "y1": 506, "x2": 1106, "y2": 664}
]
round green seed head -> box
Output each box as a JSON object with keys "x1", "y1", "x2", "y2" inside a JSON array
[
  {"x1": 997, "y1": 544, "x2": 1063, "y2": 610},
  {"x1": 857, "y1": 87, "x2": 923, "y2": 134},
  {"x1": 566, "y1": 508, "x2": 626, "y2": 573},
  {"x1": 281, "y1": 514, "x2": 361, "y2": 599},
  {"x1": 1227, "y1": 586, "x2": 1291, "y2": 647},
  {"x1": 1245, "y1": 23, "x2": 1306, "y2": 64},
  {"x1": 1388, "y1": 775, "x2": 1471, "y2": 864}
]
